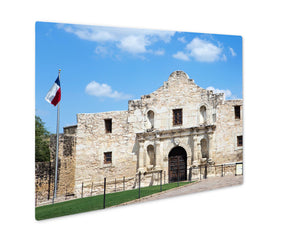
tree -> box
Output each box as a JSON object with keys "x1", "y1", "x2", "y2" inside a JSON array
[{"x1": 35, "y1": 115, "x2": 50, "y2": 162}]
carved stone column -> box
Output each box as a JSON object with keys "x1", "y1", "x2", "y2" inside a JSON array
[
  {"x1": 138, "y1": 141, "x2": 145, "y2": 172},
  {"x1": 198, "y1": 141, "x2": 202, "y2": 162},
  {"x1": 208, "y1": 133, "x2": 214, "y2": 161},
  {"x1": 198, "y1": 136, "x2": 204, "y2": 164},
  {"x1": 154, "y1": 141, "x2": 161, "y2": 169},
  {"x1": 193, "y1": 135, "x2": 199, "y2": 166}
]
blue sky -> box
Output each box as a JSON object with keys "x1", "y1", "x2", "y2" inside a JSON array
[{"x1": 35, "y1": 22, "x2": 242, "y2": 133}]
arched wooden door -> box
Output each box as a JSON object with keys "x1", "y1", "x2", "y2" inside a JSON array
[{"x1": 168, "y1": 146, "x2": 187, "y2": 183}]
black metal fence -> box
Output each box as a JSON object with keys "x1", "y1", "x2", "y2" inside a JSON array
[{"x1": 35, "y1": 162, "x2": 243, "y2": 206}]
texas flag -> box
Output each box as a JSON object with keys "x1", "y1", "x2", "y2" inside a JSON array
[{"x1": 45, "y1": 76, "x2": 61, "y2": 106}]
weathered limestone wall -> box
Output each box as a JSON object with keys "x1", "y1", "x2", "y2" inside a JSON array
[
  {"x1": 55, "y1": 126, "x2": 77, "y2": 196},
  {"x1": 127, "y1": 71, "x2": 225, "y2": 177},
  {"x1": 127, "y1": 72, "x2": 234, "y2": 180},
  {"x1": 35, "y1": 125, "x2": 77, "y2": 206},
  {"x1": 75, "y1": 176, "x2": 137, "y2": 198},
  {"x1": 50, "y1": 127, "x2": 77, "y2": 196},
  {"x1": 35, "y1": 161, "x2": 54, "y2": 204},
  {"x1": 213, "y1": 100, "x2": 243, "y2": 164},
  {"x1": 128, "y1": 71, "x2": 224, "y2": 134},
  {"x1": 75, "y1": 111, "x2": 137, "y2": 197},
  {"x1": 139, "y1": 134, "x2": 195, "y2": 182}
]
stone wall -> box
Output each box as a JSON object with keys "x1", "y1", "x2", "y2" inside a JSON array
[
  {"x1": 35, "y1": 161, "x2": 54, "y2": 204},
  {"x1": 213, "y1": 100, "x2": 243, "y2": 164},
  {"x1": 35, "y1": 125, "x2": 77, "y2": 206},
  {"x1": 75, "y1": 111, "x2": 137, "y2": 197},
  {"x1": 127, "y1": 71, "x2": 224, "y2": 133},
  {"x1": 127, "y1": 71, "x2": 228, "y2": 176},
  {"x1": 51, "y1": 126, "x2": 77, "y2": 197}
]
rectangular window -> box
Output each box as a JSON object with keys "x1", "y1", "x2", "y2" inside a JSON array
[
  {"x1": 104, "y1": 152, "x2": 112, "y2": 164},
  {"x1": 173, "y1": 109, "x2": 182, "y2": 125},
  {"x1": 234, "y1": 106, "x2": 241, "y2": 119},
  {"x1": 237, "y1": 136, "x2": 243, "y2": 147},
  {"x1": 104, "y1": 119, "x2": 112, "y2": 133}
]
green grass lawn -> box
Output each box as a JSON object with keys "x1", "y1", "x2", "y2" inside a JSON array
[{"x1": 35, "y1": 181, "x2": 192, "y2": 220}]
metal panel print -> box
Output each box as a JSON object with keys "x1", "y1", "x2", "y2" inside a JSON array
[{"x1": 35, "y1": 21, "x2": 243, "y2": 220}]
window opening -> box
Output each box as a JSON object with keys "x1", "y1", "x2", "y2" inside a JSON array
[
  {"x1": 237, "y1": 136, "x2": 243, "y2": 147},
  {"x1": 104, "y1": 152, "x2": 112, "y2": 164},
  {"x1": 173, "y1": 109, "x2": 182, "y2": 125},
  {"x1": 105, "y1": 119, "x2": 112, "y2": 133},
  {"x1": 235, "y1": 106, "x2": 241, "y2": 119}
]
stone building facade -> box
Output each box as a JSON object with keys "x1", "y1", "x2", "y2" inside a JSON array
[{"x1": 46, "y1": 71, "x2": 243, "y2": 201}]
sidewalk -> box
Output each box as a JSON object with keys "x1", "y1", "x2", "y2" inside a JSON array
[{"x1": 116, "y1": 175, "x2": 243, "y2": 206}]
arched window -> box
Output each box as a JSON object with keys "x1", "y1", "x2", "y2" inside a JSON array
[
  {"x1": 147, "y1": 110, "x2": 154, "y2": 128},
  {"x1": 147, "y1": 145, "x2": 155, "y2": 167},
  {"x1": 201, "y1": 138, "x2": 208, "y2": 159},
  {"x1": 200, "y1": 106, "x2": 207, "y2": 124}
]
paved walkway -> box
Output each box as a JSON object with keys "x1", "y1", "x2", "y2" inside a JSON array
[{"x1": 117, "y1": 175, "x2": 243, "y2": 206}]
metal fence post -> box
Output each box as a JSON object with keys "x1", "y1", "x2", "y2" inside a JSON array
[
  {"x1": 152, "y1": 172, "x2": 154, "y2": 186},
  {"x1": 177, "y1": 164, "x2": 180, "y2": 187},
  {"x1": 139, "y1": 172, "x2": 141, "y2": 197},
  {"x1": 123, "y1": 176, "x2": 125, "y2": 191},
  {"x1": 200, "y1": 165, "x2": 202, "y2": 180},
  {"x1": 160, "y1": 170, "x2": 162, "y2": 192},
  {"x1": 222, "y1": 164, "x2": 224, "y2": 177},
  {"x1": 47, "y1": 162, "x2": 51, "y2": 200},
  {"x1": 103, "y1": 178, "x2": 106, "y2": 209},
  {"x1": 81, "y1": 182, "x2": 84, "y2": 198}
]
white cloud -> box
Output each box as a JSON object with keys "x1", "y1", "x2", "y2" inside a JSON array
[
  {"x1": 172, "y1": 51, "x2": 190, "y2": 61},
  {"x1": 173, "y1": 38, "x2": 224, "y2": 62},
  {"x1": 229, "y1": 47, "x2": 237, "y2": 56},
  {"x1": 85, "y1": 81, "x2": 131, "y2": 100},
  {"x1": 61, "y1": 25, "x2": 115, "y2": 42},
  {"x1": 117, "y1": 35, "x2": 149, "y2": 54},
  {"x1": 206, "y1": 86, "x2": 233, "y2": 99},
  {"x1": 178, "y1": 36, "x2": 187, "y2": 43},
  {"x1": 221, "y1": 54, "x2": 227, "y2": 61},
  {"x1": 186, "y1": 38, "x2": 223, "y2": 62},
  {"x1": 58, "y1": 24, "x2": 175, "y2": 55},
  {"x1": 153, "y1": 49, "x2": 165, "y2": 56},
  {"x1": 95, "y1": 46, "x2": 108, "y2": 56}
]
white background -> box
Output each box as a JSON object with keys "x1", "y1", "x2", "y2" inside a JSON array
[{"x1": 1, "y1": 1, "x2": 300, "y2": 244}]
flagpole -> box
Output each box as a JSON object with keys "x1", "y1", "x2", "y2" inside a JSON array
[{"x1": 52, "y1": 69, "x2": 61, "y2": 204}]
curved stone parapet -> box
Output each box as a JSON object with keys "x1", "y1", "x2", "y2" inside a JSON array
[{"x1": 168, "y1": 70, "x2": 189, "y2": 81}]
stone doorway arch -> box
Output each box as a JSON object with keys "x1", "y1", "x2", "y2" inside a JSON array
[{"x1": 168, "y1": 146, "x2": 187, "y2": 183}]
